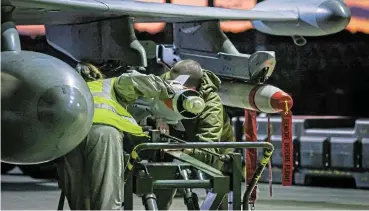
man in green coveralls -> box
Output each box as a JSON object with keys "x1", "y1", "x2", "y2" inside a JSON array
[
  {"x1": 155, "y1": 60, "x2": 237, "y2": 209},
  {"x1": 159, "y1": 59, "x2": 236, "y2": 168}
]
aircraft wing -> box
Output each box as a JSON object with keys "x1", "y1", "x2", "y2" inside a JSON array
[{"x1": 2, "y1": 0, "x2": 298, "y2": 25}]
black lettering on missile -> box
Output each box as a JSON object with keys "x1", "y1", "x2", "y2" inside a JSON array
[{"x1": 282, "y1": 118, "x2": 292, "y2": 184}]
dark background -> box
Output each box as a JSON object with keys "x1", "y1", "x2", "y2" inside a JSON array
[{"x1": 20, "y1": 25, "x2": 369, "y2": 117}]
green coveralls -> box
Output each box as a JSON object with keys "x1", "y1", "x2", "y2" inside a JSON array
[
  {"x1": 57, "y1": 70, "x2": 174, "y2": 210},
  {"x1": 162, "y1": 69, "x2": 236, "y2": 166},
  {"x1": 160, "y1": 70, "x2": 236, "y2": 209}
]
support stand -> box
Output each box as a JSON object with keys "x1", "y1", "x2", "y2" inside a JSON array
[
  {"x1": 142, "y1": 193, "x2": 159, "y2": 211},
  {"x1": 180, "y1": 169, "x2": 200, "y2": 210},
  {"x1": 196, "y1": 170, "x2": 211, "y2": 194},
  {"x1": 57, "y1": 191, "x2": 65, "y2": 210}
]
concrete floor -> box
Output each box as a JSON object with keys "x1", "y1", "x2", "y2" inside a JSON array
[{"x1": 1, "y1": 168, "x2": 369, "y2": 210}]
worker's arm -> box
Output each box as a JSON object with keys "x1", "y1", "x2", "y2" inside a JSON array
[
  {"x1": 188, "y1": 92, "x2": 224, "y2": 164},
  {"x1": 114, "y1": 70, "x2": 175, "y2": 104}
]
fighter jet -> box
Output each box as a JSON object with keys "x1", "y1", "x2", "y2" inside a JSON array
[{"x1": 1, "y1": 0, "x2": 351, "y2": 164}]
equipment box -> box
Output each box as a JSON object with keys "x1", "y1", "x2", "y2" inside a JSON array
[
  {"x1": 299, "y1": 136, "x2": 329, "y2": 169},
  {"x1": 256, "y1": 116, "x2": 305, "y2": 137},
  {"x1": 330, "y1": 137, "x2": 360, "y2": 169},
  {"x1": 362, "y1": 138, "x2": 369, "y2": 170},
  {"x1": 355, "y1": 119, "x2": 369, "y2": 138}
]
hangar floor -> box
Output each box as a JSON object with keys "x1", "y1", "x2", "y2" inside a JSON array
[{"x1": 1, "y1": 168, "x2": 368, "y2": 210}]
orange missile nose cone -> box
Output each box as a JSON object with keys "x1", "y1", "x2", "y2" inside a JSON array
[{"x1": 270, "y1": 91, "x2": 293, "y2": 113}]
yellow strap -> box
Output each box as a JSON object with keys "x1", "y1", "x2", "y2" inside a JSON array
[
  {"x1": 131, "y1": 150, "x2": 138, "y2": 159},
  {"x1": 123, "y1": 142, "x2": 148, "y2": 185},
  {"x1": 127, "y1": 162, "x2": 133, "y2": 170},
  {"x1": 284, "y1": 100, "x2": 289, "y2": 115}
]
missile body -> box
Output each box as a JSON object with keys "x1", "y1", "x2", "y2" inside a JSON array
[
  {"x1": 129, "y1": 85, "x2": 205, "y2": 125},
  {"x1": 218, "y1": 81, "x2": 293, "y2": 114},
  {"x1": 252, "y1": 0, "x2": 351, "y2": 36}
]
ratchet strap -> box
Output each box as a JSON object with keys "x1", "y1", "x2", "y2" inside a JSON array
[
  {"x1": 123, "y1": 143, "x2": 144, "y2": 184},
  {"x1": 244, "y1": 110, "x2": 258, "y2": 203},
  {"x1": 281, "y1": 101, "x2": 293, "y2": 186},
  {"x1": 267, "y1": 115, "x2": 273, "y2": 196}
]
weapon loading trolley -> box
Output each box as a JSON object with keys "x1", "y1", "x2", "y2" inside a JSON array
[{"x1": 58, "y1": 129, "x2": 274, "y2": 211}]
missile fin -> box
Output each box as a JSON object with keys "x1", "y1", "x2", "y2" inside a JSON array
[
  {"x1": 172, "y1": 121, "x2": 186, "y2": 132},
  {"x1": 173, "y1": 75, "x2": 190, "y2": 86}
]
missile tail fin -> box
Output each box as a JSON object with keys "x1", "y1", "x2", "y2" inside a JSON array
[{"x1": 174, "y1": 75, "x2": 190, "y2": 86}]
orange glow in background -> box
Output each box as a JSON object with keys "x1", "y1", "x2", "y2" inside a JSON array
[
  {"x1": 171, "y1": 0, "x2": 207, "y2": 6},
  {"x1": 15, "y1": 0, "x2": 369, "y2": 36},
  {"x1": 133, "y1": 0, "x2": 167, "y2": 34},
  {"x1": 215, "y1": 0, "x2": 256, "y2": 33}
]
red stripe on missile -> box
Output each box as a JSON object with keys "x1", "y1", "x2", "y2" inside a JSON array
[
  {"x1": 249, "y1": 85, "x2": 260, "y2": 111},
  {"x1": 162, "y1": 98, "x2": 174, "y2": 111}
]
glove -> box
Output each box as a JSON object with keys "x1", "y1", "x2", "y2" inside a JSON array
[{"x1": 76, "y1": 62, "x2": 104, "y2": 81}]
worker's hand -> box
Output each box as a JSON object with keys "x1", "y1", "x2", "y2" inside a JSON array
[{"x1": 156, "y1": 118, "x2": 170, "y2": 135}]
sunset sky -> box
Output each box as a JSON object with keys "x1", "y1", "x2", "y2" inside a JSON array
[{"x1": 16, "y1": 0, "x2": 369, "y2": 37}]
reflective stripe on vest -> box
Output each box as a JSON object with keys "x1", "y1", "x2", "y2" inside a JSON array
[{"x1": 88, "y1": 78, "x2": 147, "y2": 137}]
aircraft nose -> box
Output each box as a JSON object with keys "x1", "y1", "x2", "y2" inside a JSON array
[{"x1": 316, "y1": 0, "x2": 351, "y2": 34}]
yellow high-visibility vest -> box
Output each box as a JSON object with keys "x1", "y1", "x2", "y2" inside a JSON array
[{"x1": 87, "y1": 78, "x2": 147, "y2": 137}]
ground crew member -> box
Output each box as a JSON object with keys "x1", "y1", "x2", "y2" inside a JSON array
[
  {"x1": 56, "y1": 64, "x2": 176, "y2": 210},
  {"x1": 157, "y1": 60, "x2": 237, "y2": 206},
  {"x1": 159, "y1": 59, "x2": 236, "y2": 170}
]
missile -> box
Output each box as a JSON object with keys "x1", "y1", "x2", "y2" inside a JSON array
[
  {"x1": 129, "y1": 75, "x2": 206, "y2": 125},
  {"x1": 218, "y1": 81, "x2": 293, "y2": 114},
  {"x1": 252, "y1": 0, "x2": 351, "y2": 36},
  {"x1": 1, "y1": 50, "x2": 94, "y2": 165}
]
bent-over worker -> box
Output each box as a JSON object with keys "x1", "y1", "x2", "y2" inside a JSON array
[{"x1": 56, "y1": 66, "x2": 175, "y2": 210}]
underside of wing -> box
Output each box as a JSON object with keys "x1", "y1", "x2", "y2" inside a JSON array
[{"x1": 2, "y1": 0, "x2": 298, "y2": 25}]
